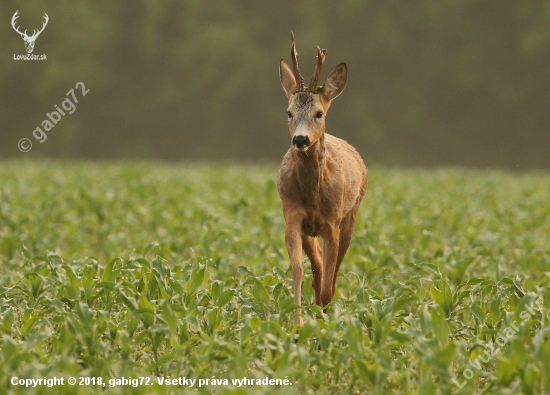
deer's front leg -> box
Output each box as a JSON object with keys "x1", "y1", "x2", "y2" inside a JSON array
[
  {"x1": 285, "y1": 224, "x2": 303, "y2": 326},
  {"x1": 321, "y1": 227, "x2": 340, "y2": 307}
]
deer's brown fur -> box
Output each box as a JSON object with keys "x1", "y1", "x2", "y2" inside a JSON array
[{"x1": 278, "y1": 32, "x2": 367, "y2": 325}]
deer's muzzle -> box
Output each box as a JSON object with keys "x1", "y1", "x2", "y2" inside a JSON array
[{"x1": 292, "y1": 135, "x2": 310, "y2": 150}]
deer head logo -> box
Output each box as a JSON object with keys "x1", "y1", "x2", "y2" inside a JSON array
[{"x1": 11, "y1": 11, "x2": 49, "y2": 54}]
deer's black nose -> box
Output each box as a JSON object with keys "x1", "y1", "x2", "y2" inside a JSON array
[{"x1": 292, "y1": 135, "x2": 310, "y2": 149}]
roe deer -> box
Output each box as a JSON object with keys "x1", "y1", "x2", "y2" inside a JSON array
[{"x1": 278, "y1": 32, "x2": 367, "y2": 325}]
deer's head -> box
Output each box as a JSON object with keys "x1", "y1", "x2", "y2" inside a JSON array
[
  {"x1": 279, "y1": 31, "x2": 347, "y2": 152},
  {"x1": 11, "y1": 11, "x2": 49, "y2": 54}
]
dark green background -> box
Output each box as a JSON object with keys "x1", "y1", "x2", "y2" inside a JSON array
[{"x1": 1, "y1": 0, "x2": 549, "y2": 168}]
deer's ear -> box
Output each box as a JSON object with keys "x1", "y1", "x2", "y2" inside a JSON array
[
  {"x1": 321, "y1": 63, "x2": 347, "y2": 101},
  {"x1": 279, "y1": 60, "x2": 297, "y2": 99}
]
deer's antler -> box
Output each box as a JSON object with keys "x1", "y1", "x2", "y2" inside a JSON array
[
  {"x1": 290, "y1": 31, "x2": 305, "y2": 90},
  {"x1": 31, "y1": 13, "x2": 49, "y2": 39},
  {"x1": 11, "y1": 11, "x2": 48, "y2": 40},
  {"x1": 11, "y1": 11, "x2": 27, "y2": 38},
  {"x1": 309, "y1": 46, "x2": 327, "y2": 91}
]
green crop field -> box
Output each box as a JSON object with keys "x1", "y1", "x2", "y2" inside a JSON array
[{"x1": 0, "y1": 161, "x2": 549, "y2": 394}]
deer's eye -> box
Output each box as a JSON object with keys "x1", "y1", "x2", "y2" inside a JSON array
[
  {"x1": 287, "y1": 112, "x2": 293, "y2": 119},
  {"x1": 315, "y1": 111, "x2": 323, "y2": 119}
]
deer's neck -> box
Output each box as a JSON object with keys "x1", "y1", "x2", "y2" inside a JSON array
[{"x1": 293, "y1": 134, "x2": 326, "y2": 208}]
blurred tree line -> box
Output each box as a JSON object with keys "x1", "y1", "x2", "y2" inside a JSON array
[{"x1": 0, "y1": 0, "x2": 549, "y2": 168}]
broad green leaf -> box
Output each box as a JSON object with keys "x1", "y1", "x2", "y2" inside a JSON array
[
  {"x1": 430, "y1": 280, "x2": 453, "y2": 315},
  {"x1": 489, "y1": 299, "x2": 501, "y2": 325},
  {"x1": 185, "y1": 265, "x2": 206, "y2": 294},
  {"x1": 1, "y1": 308, "x2": 14, "y2": 334},
  {"x1": 211, "y1": 281, "x2": 221, "y2": 302},
  {"x1": 431, "y1": 306, "x2": 450, "y2": 345},
  {"x1": 136, "y1": 295, "x2": 156, "y2": 328},
  {"x1": 237, "y1": 266, "x2": 252, "y2": 275},
  {"x1": 470, "y1": 302, "x2": 485, "y2": 324},
  {"x1": 21, "y1": 244, "x2": 32, "y2": 259},
  {"x1": 101, "y1": 258, "x2": 120, "y2": 282},
  {"x1": 144, "y1": 242, "x2": 160, "y2": 255},
  {"x1": 251, "y1": 278, "x2": 270, "y2": 304},
  {"x1": 217, "y1": 289, "x2": 235, "y2": 308},
  {"x1": 119, "y1": 290, "x2": 137, "y2": 311},
  {"x1": 63, "y1": 265, "x2": 79, "y2": 290},
  {"x1": 161, "y1": 301, "x2": 178, "y2": 333}
]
